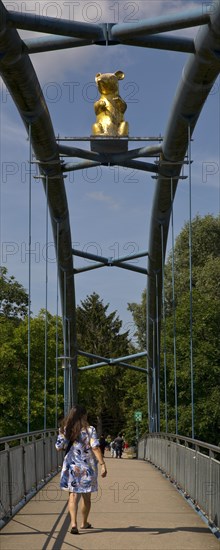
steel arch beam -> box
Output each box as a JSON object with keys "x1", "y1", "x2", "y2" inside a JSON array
[
  {"x1": 147, "y1": 0, "x2": 220, "y2": 432},
  {"x1": 1, "y1": 0, "x2": 220, "y2": 428},
  {"x1": 0, "y1": 0, "x2": 78, "y2": 408}
]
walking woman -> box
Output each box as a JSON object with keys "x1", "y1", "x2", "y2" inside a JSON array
[{"x1": 55, "y1": 404, "x2": 107, "y2": 534}]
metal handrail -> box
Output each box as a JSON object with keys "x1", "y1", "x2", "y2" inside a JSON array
[
  {"x1": 0, "y1": 429, "x2": 62, "y2": 525},
  {"x1": 138, "y1": 433, "x2": 220, "y2": 530},
  {"x1": 0, "y1": 429, "x2": 58, "y2": 446},
  {"x1": 140, "y1": 432, "x2": 220, "y2": 455}
]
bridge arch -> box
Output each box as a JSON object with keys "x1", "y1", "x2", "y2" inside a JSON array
[{"x1": 0, "y1": 0, "x2": 219, "y2": 429}]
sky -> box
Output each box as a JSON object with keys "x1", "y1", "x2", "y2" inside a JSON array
[{"x1": 0, "y1": 0, "x2": 219, "y2": 337}]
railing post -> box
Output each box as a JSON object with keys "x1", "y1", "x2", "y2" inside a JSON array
[
  {"x1": 184, "y1": 440, "x2": 189, "y2": 494},
  {"x1": 22, "y1": 438, "x2": 27, "y2": 502},
  {"x1": 195, "y1": 443, "x2": 199, "y2": 506},
  {"x1": 209, "y1": 449, "x2": 214, "y2": 522},
  {"x1": 33, "y1": 436, "x2": 38, "y2": 490},
  {"x1": 6, "y1": 444, "x2": 12, "y2": 517},
  {"x1": 43, "y1": 433, "x2": 46, "y2": 482}
]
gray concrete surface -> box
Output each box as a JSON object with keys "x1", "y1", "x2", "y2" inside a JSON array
[{"x1": 1, "y1": 452, "x2": 220, "y2": 550}]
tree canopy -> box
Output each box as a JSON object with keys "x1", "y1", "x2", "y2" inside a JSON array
[
  {"x1": 77, "y1": 293, "x2": 131, "y2": 436},
  {"x1": 129, "y1": 214, "x2": 220, "y2": 444},
  {"x1": 0, "y1": 307, "x2": 64, "y2": 436},
  {"x1": 2, "y1": 214, "x2": 218, "y2": 445},
  {"x1": 0, "y1": 266, "x2": 28, "y2": 320},
  {"x1": 0, "y1": 281, "x2": 147, "y2": 443}
]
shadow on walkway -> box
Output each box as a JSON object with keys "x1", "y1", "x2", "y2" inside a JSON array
[{"x1": 1, "y1": 456, "x2": 219, "y2": 550}]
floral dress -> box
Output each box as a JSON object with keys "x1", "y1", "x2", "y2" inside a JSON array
[{"x1": 55, "y1": 426, "x2": 99, "y2": 493}]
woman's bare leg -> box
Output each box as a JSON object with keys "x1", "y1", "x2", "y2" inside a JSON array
[
  {"x1": 80, "y1": 493, "x2": 91, "y2": 528},
  {"x1": 68, "y1": 493, "x2": 80, "y2": 528}
]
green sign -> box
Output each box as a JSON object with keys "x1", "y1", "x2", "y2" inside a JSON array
[{"x1": 134, "y1": 411, "x2": 142, "y2": 421}]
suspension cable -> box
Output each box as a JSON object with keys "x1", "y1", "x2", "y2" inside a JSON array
[
  {"x1": 188, "y1": 125, "x2": 194, "y2": 439},
  {"x1": 0, "y1": 97, "x2": 2, "y2": 267},
  {"x1": 218, "y1": 85, "x2": 220, "y2": 220},
  {"x1": 27, "y1": 124, "x2": 32, "y2": 433},
  {"x1": 155, "y1": 272, "x2": 160, "y2": 431},
  {"x1": 44, "y1": 176, "x2": 49, "y2": 430},
  {"x1": 147, "y1": 312, "x2": 151, "y2": 431},
  {"x1": 171, "y1": 177, "x2": 178, "y2": 434},
  {"x1": 55, "y1": 221, "x2": 59, "y2": 428},
  {"x1": 161, "y1": 224, "x2": 168, "y2": 432},
  {"x1": 152, "y1": 319, "x2": 157, "y2": 431},
  {"x1": 63, "y1": 271, "x2": 67, "y2": 416},
  {"x1": 67, "y1": 319, "x2": 72, "y2": 410},
  {"x1": 151, "y1": 378, "x2": 154, "y2": 433}
]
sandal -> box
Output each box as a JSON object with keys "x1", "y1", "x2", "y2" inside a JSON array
[
  {"x1": 81, "y1": 523, "x2": 93, "y2": 529},
  {"x1": 70, "y1": 526, "x2": 79, "y2": 534}
]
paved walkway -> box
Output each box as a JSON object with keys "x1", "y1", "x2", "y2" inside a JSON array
[{"x1": 1, "y1": 452, "x2": 219, "y2": 550}]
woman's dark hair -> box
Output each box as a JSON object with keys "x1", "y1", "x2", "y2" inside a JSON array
[{"x1": 63, "y1": 405, "x2": 89, "y2": 442}]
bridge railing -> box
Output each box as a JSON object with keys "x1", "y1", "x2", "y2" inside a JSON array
[
  {"x1": 138, "y1": 433, "x2": 220, "y2": 530},
  {"x1": 0, "y1": 430, "x2": 63, "y2": 525}
]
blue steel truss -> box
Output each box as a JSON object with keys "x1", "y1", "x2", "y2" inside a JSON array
[{"x1": 0, "y1": 0, "x2": 220, "y2": 430}]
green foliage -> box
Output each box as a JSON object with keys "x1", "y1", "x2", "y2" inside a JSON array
[
  {"x1": 0, "y1": 267, "x2": 28, "y2": 320},
  {"x1": 76, "y1": 292, "x2": 129, "y2": 356},
  {"x1": 162, "y1": 215, "x2": 220, "y2": 444},
  {"x1": 0, "y1": 308, "x2": 64, "y2": 437},
  {"x1": 164, "y1": 214, "x2": 220, "y2": 311},
  {"x1": 77, "y1": 292, "x2": 149, "y2": 444},
  {"x1": 76, "y1": 293, "x2": 131, "y2": 437},
  {"x1": 127, "y1": 289, "x2": 146, "y2": 349},
  {"x1": 120, "y1": 367, "x2": 148, "y2": 444},
  {"x1": 129, "y1": 215, "x2": 220, "y2": 445},
  {"x1": 4, "y1": 212, "x2": 218, "y2": 448},
  {"x1": 1, "y1": 278, "x2": 148, "y2": 443}
]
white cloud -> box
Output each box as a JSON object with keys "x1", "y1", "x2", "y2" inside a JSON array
[
  {"x1": 1, "y1": 0, "x2": 219, "y2": 323},
  {"x1": 11, "y1": 0, "x2": 204, "y2": 22},
  {"x1": 87, "y1": 190, "x2": 120, "y2": 210},
  {"x1": 2, "y1": 0, "x2": 204, "y2": 82}
]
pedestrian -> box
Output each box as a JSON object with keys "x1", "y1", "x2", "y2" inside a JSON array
[
  {"x1": 110, "y1": 439, "x2": 116, "y2": 458},
  {"x1": 106, "y1": 434, "x2": 112, "y2": 450},
  {"x1": 55, "y1": 404, "x2": 107, "y2": 534},
  {"x1": 99, "y1": 434, "x2": 107, "y2": 456},
  {"x1": 114, "y1": 432, "x2": 124, "y2": 458}
]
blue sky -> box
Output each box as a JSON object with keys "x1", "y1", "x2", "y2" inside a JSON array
[{"x1": 0, "y1": 0, "x2": 219, "y2": 335}]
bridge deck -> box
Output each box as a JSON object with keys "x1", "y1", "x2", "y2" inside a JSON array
[{"x1": 1, "y1": 452, "x2": 219, "y2": 550}]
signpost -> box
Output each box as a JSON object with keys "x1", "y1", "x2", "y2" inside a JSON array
[
  {"x1": 134, "y1": 411, "x2": 142, "y2": 422},
  {"x1": 134, "y1": 410, "x2": 142, "y2": 443}
]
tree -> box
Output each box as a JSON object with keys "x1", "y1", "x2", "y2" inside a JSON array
[
  {"x1": 76, "y1": 293, "x2": 130, "y2": 435},
  {"x1": 162, "y1": 215, "x2": 220, "y2": 443},
  {"x1": 0, "y1": 267, "x2": 28, "y2": 321},
  {"x1": 76, "y1": 292, "x2": 129, "y2": 357},
  {"x1": 1, "y1": 276, "x2": 146, "y2": 441},
  {"x1": 76, "y1": 292, "x2": 149, "y2": 443},
  {"x1": 0, "y1": 268, "x2": 29, "y2": 435},
  {"x1": 127, "y1": 289, "x2": 146, "y2": 349},
  {"x1": 120, "y1": 366, "x2": 148, "y2": 444},
  {"x1": 0, "y1": 310, "x2": 64, "y2": 436},
  {"x1": 164, "y1": 214, "x2": 220, "y2": 311},
  {"x1": 129, "y1": 215, "x2": 220, "y2": 444}
]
